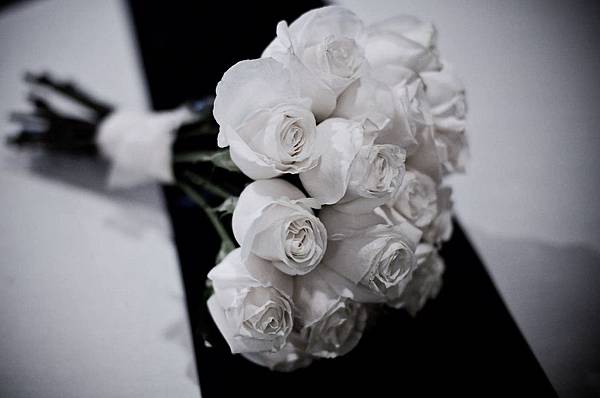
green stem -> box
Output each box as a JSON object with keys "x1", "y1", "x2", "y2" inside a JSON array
[
  {"x1": 178, "y1": 182, "x2": 236, "y2": 250},
  {"x1": 182, "y1": 171, "x2": 232, "y2": 200},
  {"x1": 176, "y1": 123, "x2": 217, "y2": 138},
  {"x1": 173, "y1": 150, "x2": 218, "y2": 163}
]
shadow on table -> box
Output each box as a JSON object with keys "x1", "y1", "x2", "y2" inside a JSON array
[
  {"x1": 1, "y1": 144, "x2": 172, "y2": 242},
  {"x1": 25, "y1": 151, "x2": 162, "y2": 208}
]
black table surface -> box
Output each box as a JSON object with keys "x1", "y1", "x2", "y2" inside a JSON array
[{"x1": 127, "y1": 1, "x2": 556, "y2": 396}]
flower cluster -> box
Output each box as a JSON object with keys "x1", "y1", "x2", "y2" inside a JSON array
[{"x1": 207, "y1": 6, "x2": 467, "y2": 371}]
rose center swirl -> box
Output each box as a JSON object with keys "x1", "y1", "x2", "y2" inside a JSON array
[
  {"x1": 280, "y1": 115, "x2": 305, "y2": 159},
  {"x1": 284, "y1": 218, "x2": 316, "y2": 265}
]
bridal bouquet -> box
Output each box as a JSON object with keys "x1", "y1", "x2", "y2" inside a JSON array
[
  {"x1": 206, "y1": 6, "x2": 467, "y2": 371},
  {"x1": 7, "y1": 5, "x2": 467, "y2": 372}
]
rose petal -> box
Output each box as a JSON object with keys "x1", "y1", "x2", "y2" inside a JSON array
[
  {"x1": 406, "y1": 124, "x2": 442, "y2": 183},
  {"x1": 241, "y1": 332, "x2": 313, "y2": 372},
  {"x1": 299, "y1": 118, "x2": 368, "y2": 206},
  {"x1": 265, "y1": 22, "x2": 338, "y2": 120},
  {"x1": 214, "y1": 58, "x2": 298, "y2": 130},
  {"x1": 365, "y1": 29, "x2": 439, "y2": 72},
  {"x1": 232, "y1": 179, "x2": 306, "y2": 244},
  {"x1": 370, "y1": 15, "x2": 437, "y2": 50}
]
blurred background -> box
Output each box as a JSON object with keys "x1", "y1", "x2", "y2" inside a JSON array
[{"x1": 1, "y1": 0, "x2": 599, "y2": 397}]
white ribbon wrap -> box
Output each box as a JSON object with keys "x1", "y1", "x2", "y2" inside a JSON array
[{"x1": 96, "y1": 107, "x2": 196, "y2": 188}]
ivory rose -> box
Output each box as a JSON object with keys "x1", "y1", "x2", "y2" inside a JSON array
[
  {"x1": 390, "y1": 169, "x2": 438, "y2": 228},
  {"x1": 300, "y1": 117, "x2": 406, "y2": 214},
  {"x1": 242, "y1": 332, "x2": 313, "y2": 372},
  {"x1": 318, "y1": 206, "x2": 422, "y2": 302},
  {"x1": 213, "y1": 58, "x2": 318, "y2": 179},
  {"x1": 422, "y1": 186, "x2": 454, "y2": 244},
  {"x1": 294, "y1": 268, "x2": 368, "y2": 358},
  {"x1": 421, "y1": 63, "x2": 469, "y2": 174},
  {"x1": 387, "y1": 244, "x2": 445, "y2": 315},
  {"x1": 207, "y1": 249, "x2": 294, "y2": 353},
  {"x1": 263, "y1": 6, "x2": 367, "y2": 119},
  {"x1": 365, "y1": 15, "x2": 440, "y2": 73},
  {"x1": 232, "y1": 179, "x2": 326, "y2": 276},
  {"x1": 333, "y1": 73, "x2": 419, "y2": 153}
]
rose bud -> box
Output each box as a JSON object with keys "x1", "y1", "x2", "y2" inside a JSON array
[
  {"x1": 207, "y1": 249, "x2": 294, "y2": 353},
  {"x1": 318, "y1": 206, "x2": 422, "y2": 302},
  {"x1": 233, "y1": 179, "x2": 327, "y2": 276},
  {"x1": 421, "y1": 62, "x2": 469, "y2": 174},
  {"x1": 263, "y1": 6, "x2": 367, "y2": 119},
  {"x1": 422, "y1": 186, "x2": 453, "y2": 244},
  {"x1": 242, "y1": 332, "x2": 313, "y2": 372},
  {"x1": 365, "y1": 15, "x2": 440, "y2": 73},
  {"x1": 334, "y1": 74, "x2": 419, "y2": 153},
  {"x1": 300, "y1": 117, "x2": 407, "y2": 214},
  {"x1": 294, "y1": 268, "x2": 369, "y2": 358},
  {"x1": 386, "y1": 244, "x2": 445, "y2": 315},
  {"x1": 390, "y1": 169, "x2": 438, "y2": 228},
  {"x1": 213, "y1": 58, "x2": 319, "y2": 179}
]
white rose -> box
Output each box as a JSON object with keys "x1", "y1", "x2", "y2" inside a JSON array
[
  {"x1": 421, "y1": 63, "x2": 469, "y2": 173},
  {"x1": 422, "y1": 186, "x2": 453, "y2": 244},
  {"x1": 213, "y1": 58, "x2": 319, "y2": 179},
  {"x1": 207, "y1": 249, "x2": 294, "y2": 353},
  {"x1": 387, "y1": 244, "x2": 445, "y2": 315},
  {"x1": 318, "y1": 206, "x2": 421, "y2": 302},
  {"x1": 263, "y1": 6, "x2": 367, "y2": 119},
  {"x1": 363, "y1": 64, "x2": 444, "y2": 184},
  {"x1": 300, "y1": 117, "x2": 406, "y2": 214},
  {"x1": 294, "y1": 269, "x2": 368, "y2": 358},
  {"x1": 365, "y1": 15, "x2": 440, "y2": 73},
  {"x1": 232, "y1": 179, "x2": 327, "y2": 276},
  {"x1": 242, "y1": 332, "x2": 312, "y2": 372},
  {"x1": 333, "y1": 74, "x2": 418, "y2": 153},
  {"x1": 390, "y1": 169, "x2": 438, "y2": 228},
  {"x1": 405, "y1": 118, "x2": 443, "y2": 184}
]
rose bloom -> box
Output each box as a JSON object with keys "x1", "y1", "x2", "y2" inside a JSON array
[
  {"x1": 422, "y1": 186, "x2": 454, "y2": 244},
  {"x1": 421, "y1": 62, "x2": 469, "y2": 174},
  {"x1": 318, "y1": 206, "x2": 422, "y2": 302},
  {"x1": 263, "y1": 6, "x2": 367, "y2": 119},
  {"x1": 334, "y1": 73, "x2": 419, "y2": 153},
  {"x1": 335, "y1": 60, "x2": 446, "y2": 184},
  {"x1": 242, "y1": 332, "x2": 313, "y2": 372},
  {"x1": 213, "y1": 58, "x2": 319, "y2": 179},
  {"x1": 365, "y1": 15, "x2": 440, "y2": 73},
  {"x1": 363, "y1": 14, "x2": 470, "y2": 180},
  {"x1": 207, "y1": 249, "x2": 294, "y2": 353},
  {"x1": 382, "y1": 185, "x2": 452, "y2": 246},
  {"x1": 364, "y1": 14, "x2": 468, "y2": 177},
  {"x1": 386, "y1": 244, "x2": 445, "y2": 315},
  {"x1": 300, "y1": 117, "x2": 406, "y2": 214},
  {"x1": 232, "y1": 179, "x2": 327, "y2": 276},
  {"x1": 294, "y1": 268, "x2": 368, "y2": 358},
  {"x1": 390, "y1": 169, "x2": 438, "y2": 228},
  {"x1": 370, "y1": 64, "x2": 445, "y2": 184}
]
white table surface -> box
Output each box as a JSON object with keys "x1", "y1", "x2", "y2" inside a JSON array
[
  {"x1": 0, "y1": 1, "x2": 199, "y2": 397},
  {"x1": 1, "y1": 1, "x2": 599, "y2": 397}
]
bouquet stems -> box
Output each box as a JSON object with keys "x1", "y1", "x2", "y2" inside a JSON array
[{"x1": 177, "y1": 181, "x2": 237, "y2": 259}]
